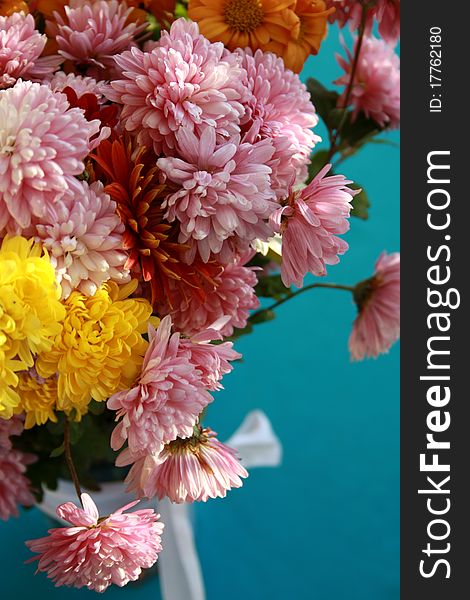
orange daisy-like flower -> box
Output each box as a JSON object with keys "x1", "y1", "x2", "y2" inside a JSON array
[
  {"x1": 91, "y1": 136, "x2": 221, "y2": 308},
  {"x1": 0, "y1": 0, "x2": 28, "y2": 15},
  {"x1": 188, "y1": 0, "x2": 300, "y2": 54},
  {"x1": 281, "y1": 0, "x2": 334, "y2": 72}
]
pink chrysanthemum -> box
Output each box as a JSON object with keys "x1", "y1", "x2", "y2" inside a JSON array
[
  {"x1": 158, "y1": 126, "x2": 276, "y2": 264},
  {"x1": 271, "y1": 164, "x2": 356, "y2": 288},
  {"x1": 26, "y1": 493, "x2": 163, "y2": 592},
  {"x1": 162, "y1": 261, "x2": 259, "y2": 337},
  {"x1": 108, "y1": 18, "x2": 247, "y2": 155},
  {"x1": 0, "y1": 12, "x2": 62, "y2": 90},
  {"x1": 125, "y1": 427, "x2": 248, "y2": 503},
  {"x1": 178, "y1": 320, "x2": 241, "y2": 391},
  {"x1": 34, "y1": 178, "x2": 130, "y2": 298},
  {"x1": 53, "y1": 0, "x2": 146, "y2": 78},
  {"x1": 349, "y1": 251, "x2": 400, "y2": 360},
  {"x1": 0, "y1": 80, "x2": 103, "y2": 233},
  {"x1": 107, "y1": 315, "x2": 215, "y2": 457},
  {"x1": 335, "y1": 35, "x2": 400, "y2": 129},
  {"x1": 0, "y1": 417, "x2": 35, "y2": 520},
  {"x1": 327, "y1": 0, "x2": 400, "y2": 43},
  {"x1": 236, "y1": 48, "x2": 320, "y2": 197},
  {"x1": 49, "y1": 71, "x2": 108, "y2": 101}
]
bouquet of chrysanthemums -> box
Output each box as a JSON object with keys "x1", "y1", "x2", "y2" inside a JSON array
[{"x1": 0, "y1": 0, "x2": 400, "y2": 592}]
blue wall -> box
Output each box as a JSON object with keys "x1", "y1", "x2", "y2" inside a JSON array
[{"x1": 0, "y1": 24, "x2": 399, "y2": 600}]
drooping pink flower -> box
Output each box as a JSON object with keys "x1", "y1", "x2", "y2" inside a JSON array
[
  {"x1": 335, "y1": 35, "x2": 400, "y2": 129},
  {"x1": 108, "y1": 17, "x2": 247, "y2": 155},
  {"x1": 236, "y1": 48, "x2": 320, "y2": 197},
  {"x1": 271, "y1": 164, "x2": 356, "y2": 288},
  {"x1": 327, "y1": 0, "x2": 400, "y2": 43},
  {"x1": 0, "y1": 80, "x2": 103, "y2": 233},
  {"x1": 161, "y1": 260, "x2": 259, "y2": 337},
  {"x1": 107, "y1": 315, "x2": 214, "y2": 457},
  {"x1": 158, "y1": 126, "x2": 276, "y2": 264},
  {"x1": 0, "y1": 417, "x2": 36, "y2": 520},
  {"x1": 53, "y1": 0, "x2": 146, "y2": 78},
  {"x1": 0, "y1": 12, "x2": 62, "y2": 90},
  {"x1": 26, "y1": 493, "x2": 164, "y2": 592},
  {"x1": 125, "y1": 427, "x2": 248, "y2": 503},
  {"x1": 349, "y1": 251, "x2": 400, "y2": 360},
  {"x1": 34, "y1": 178, "x2": 130, "y2": 298}
]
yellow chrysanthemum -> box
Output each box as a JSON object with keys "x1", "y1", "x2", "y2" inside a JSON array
[
  {"x1": 0, "y1": 236, "x2": 64, "y2": 419},
  {"x1": 36, "y1": 280, "x2": 153, "y2": 419},
  {"x1": 16, "y1": 371, "x2": 59, "y2": 429}
]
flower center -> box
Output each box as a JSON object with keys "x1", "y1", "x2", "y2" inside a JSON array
[
  {"x1": 224, "y1": 0, "x2": 264, "y2": 33},
  {"x1": 0, "y1": 134, "x2": 15, "y2": 156}
]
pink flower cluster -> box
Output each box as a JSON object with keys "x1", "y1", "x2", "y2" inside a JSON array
[
  {"x1": 0, "y1": 417, "x2": 35, "y2": 520},
  {"x1": 109, "y1": 18, "x2": 322, "y2": 266},
  {"x1": 335, "y1": 35, "x2": 400, "y2": 129},
  {"x1": 107, "y1": 315, "x2": 244, "y2": 501}
]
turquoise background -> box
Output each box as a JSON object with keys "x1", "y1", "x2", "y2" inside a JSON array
[{"x1": 0, "y1": 25, "x2": 399, "y2": 600}]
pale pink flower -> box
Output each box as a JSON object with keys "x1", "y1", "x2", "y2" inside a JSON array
[
  {"x1": 35, "y1": 178, "x2": 130, "y2": 298},
  {"x1": 327, "y1": 0, "x2": 400, "y2": 43},
  {"x1": 236, "y1": 48, "x2": 320, "y2": 197},
  {"x1": 162, "y1": 261, "x2": 259, "y2": 337},
  {"x1": 108, "y1": 18, "x2": 247, "y2": 155},
  {"x1": 271, "y1": 164, "x2": 356, "y2": 288},
  {"x1": 125, "y1": 427, "x2": 248, "y2": 503},
  {"x1": 49, "y1": 71, "x2": 109, "y2": 101},
  {"x1": 53, "y1": 0, "x2": 146, "y2": 78},
  {"x1": 107, "y1": 316, "x2": 214, "y2": 457},
  {"x1": 26, "y1": 493, "x2": 163, "y2": 592},
  {"x1": 349, "y1": 251, "x2": 400, "y2": 360},
  {"x1": 0, "y1": 12, "x2": 62, "y2": 89},
  {"x1": 0, "y1": 417, "x2": 36, "y2": 520},
  {"x1": 335, "y1": 35, "x2": 400, "y2": 129},
  {"x1": 158, "y1": 126, "x2": 276, "y2": 264},
  {"x1": 178, "y1": 320, "x2": 241, "y2": 391},
  {"x1": 0, "y1": 80, "x2": 102, "y2": 232}
]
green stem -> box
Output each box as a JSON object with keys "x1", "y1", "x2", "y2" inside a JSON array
[
  {"x1": 249, "y1": 282, "x2": 354, "y2": 322},
  {"x1": 64, "y1": 420, "x2": 83, "y2": 505},
  {"x1": 326, "y1": 4, "x2": 369, "y2": 163}
]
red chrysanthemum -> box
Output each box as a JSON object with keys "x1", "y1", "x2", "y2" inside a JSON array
[{"x1": 91, "y1": 135, "x2": 222, "y2": 306}]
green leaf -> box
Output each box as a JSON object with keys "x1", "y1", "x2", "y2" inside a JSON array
[
  {"x1": 255, "y1": 274, "x2": 291, "y2": 300},
  {"x1": 306, "y1": 78, "x2": 340, "y2": 125},
  {"x1": 307, "y1": 150, "x2": 330, "y2": 184},
  {"x1": 339, "y1": 112, "x2": 383, "y2": 153},
  {"x1": 49, "y1": 444, "x2": 65, "y2": 458},
  {"x1": 350, "y1": 184, "x2": 370, "y2": 220}
]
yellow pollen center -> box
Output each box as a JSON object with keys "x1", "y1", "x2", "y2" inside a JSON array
[{"x1": 224, "y1": 0, "x2": 264, "y2": 33}]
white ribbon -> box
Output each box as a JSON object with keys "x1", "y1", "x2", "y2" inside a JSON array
[{"x1": 158, "y1": 410, "x2": 282, "y2": 600}]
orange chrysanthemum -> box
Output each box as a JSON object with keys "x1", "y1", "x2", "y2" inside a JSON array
[
  {"x1": 126, "y1": 0, "x2": 176, "y2": 27},
  {"x1": 188, "y1": 0, "x2": 300, "y2": 54},
  {"x1": 189, "y1": 0, "x2": 333, "y2": 73},
  {"x1": 91, "y1": 136, "x2": 222, "y2": 308},
  {"x1": 283, "y1": 0, "x2": 333, "y2": 72},
  {"x1": 0, "y1": 0, "x2": 28, "y2": 15}
]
